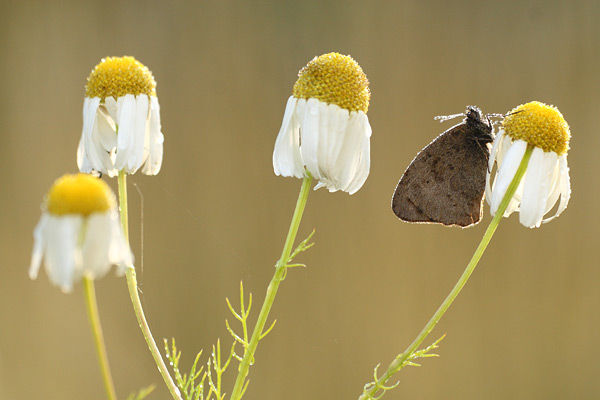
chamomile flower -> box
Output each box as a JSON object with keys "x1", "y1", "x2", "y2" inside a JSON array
[
  {"x1": 77, "y1": 56, "x2": 164, "y2": 177},
  {"x1": 486, "y1": 101, "x2": 571, "y2": 228},
  {"x1": 273, "y1": 52, "x2": 372, "y2": 194},
  {"x1": 29, "y1": 174, "x2": 132, "y2": 293}
]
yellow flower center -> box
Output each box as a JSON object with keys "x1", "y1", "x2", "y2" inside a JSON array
[
  {"x1": 292, "y1": 52, "x2": 370, "y2": 113},
  {"x1": 85, "y1": 56, "x2": 157, "y2": 99},
  {"x1": 502, "y1": 101, "x2": 570, "y2": 155},
  {"x1": 46, "y1": 174, "x2": 115, "y2": 216}
]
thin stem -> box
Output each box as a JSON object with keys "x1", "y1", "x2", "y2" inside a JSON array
[
  {"x1": 118, "y1": 171, "x2": 129, "y2": 240},
  {"x1": 117, "y1": 170, "x2": 182, "y2": 400},
  {"x1": 83, "y1": 277, "x2": 118, "y2": 400},
  {"x1": 362, "y1": 147, "x2": 533, "y2": 398},
  {"x1": 230, "y1": 174, "x2": 313, "y2": 400}
]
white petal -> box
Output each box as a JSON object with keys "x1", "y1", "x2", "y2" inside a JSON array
[
  {"x1": 315, "y1": 101, "x2": 333, "y2": 181},
  {"x1": 81, "y1": 213, "x2": 113, "y2": 280},
  {"x1": 542, "y1": 158, "x2": 562, "y2": 215},
  {"x1": 81, "y1": 210, "x2": 132, "y2": 278},
  {"x1": 488, "y1": 129, "x2": 504, "y2": 172},
  {"x1": 331, "y1": 111, "x2": 359, "y2": 192},
  {"x1": 273, "y1": 97, "x2": 303, "y2": 178},
  {"x1": 43, "y1": 215, "x2": 83, "y2": 293},
  {"x1": 496, "y1": 134, "x2": 513, "y2": 168},
  {"x1": 313, "y1": 102, "x2": 347, "y2": 191},
  {"x1": 345, "y1": 113, "x2": 372, "y2": 194},
  {"x1": 489, "y1": 140, "x2": 527, "y2": 217},
  {"x1": 504, "y1": 179, "x2": 523, "y2": 215},
  {"x1": 485, "y1": 130, "x2": 504, "y2": 204},
  {"x1": 91, "y1": 106, "x2": 119, "y2": 176},
  {"x1": 107, "y1": 211, "x2": 133, "y2": 274},
  {"x1": 323, "y1": 103, "x2": 348, "y2": 179},
  {"x1": 313, "y1": 104, "x2": 347, "y2": 191},
  {"x1": 78, "y1": 97, "x2": 119, "y2": 176},
  {"x1": 519, "y1": 148, "x2": 556, "y2": 228},
  {"x1": 485, "y1": 168, "x2": 494, "y2": 207},
  {"x1": 77, "y1": 135, "x2": 93, "y2": 174},
  {"x1": 115, "y1": 94, "x2": 137, "y2": 171},
  {"x1": 95, "y1": 107, "x2": 118, "y2": 152},
  {"x1": 141, "y1": 96, "x2": 164, "y2": 175},
  {"x1": 330, "y1": 106, "x2": 359, "y2": 191},
  {"x1": 104, "y1": 97, "x2": 118, "y2": 122},
  {"x1": 82, "y1": 98, "x2": 96, "y2": 149},
  {"x1": 555, "y1": 155, "x2": 571, "y2": 214},
  {"x1": 29, "y1": 214, "x2": 49, "y2": 280},
  {"x1": 128, "y1": 94, "x2": 149, "y2": 173},
  {"x1": 82, "y1": 97, "x2": 106, "y2": 173},
  {"x1": 543, "y1": 155, "x2": 571, "y2": 224},
  {"x1": 300, "y1": 98, "x2": 323, "y2": 181}
]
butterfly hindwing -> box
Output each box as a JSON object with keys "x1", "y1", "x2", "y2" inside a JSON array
[{"x1": 391, "y1": 107, "x2": 493, "y2": 227}]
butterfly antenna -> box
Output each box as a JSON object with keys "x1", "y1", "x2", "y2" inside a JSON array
[
  {"x1": 434, "y1": 112, "x2": 465, "y2": 123},
  {"x1": 484, "y1": 112, "x2": 506, "y2": 128}
]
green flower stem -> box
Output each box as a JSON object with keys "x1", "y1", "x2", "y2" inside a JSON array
[
  {"x1": 117, "y1": 171, "x2": 182, "y2": 400},
  {"x1": 230, "y1": 174, "x2": 313, "y2": 400},
  {"x1": 83, "y1": 277, "x2": 118, "y2": 400},
  {"x1": 118, "y1": 171, "x2": 129, "y2": 240},
  {"x1": 362, "y1": 147, "x2": 533, "y2": 399}
]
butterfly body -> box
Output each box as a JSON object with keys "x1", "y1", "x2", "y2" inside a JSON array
[{"x1": 392, "y1": 106, "x2": 493, "y2": 227}]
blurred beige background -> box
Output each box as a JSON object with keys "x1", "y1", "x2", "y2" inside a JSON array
[{"x1": 1, "y1": 1, "x2": 598, "y2": 399}]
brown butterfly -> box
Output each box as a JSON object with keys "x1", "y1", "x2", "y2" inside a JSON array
[{"x1": 391, "y1": 106, "x2": 494, "y2": 227}]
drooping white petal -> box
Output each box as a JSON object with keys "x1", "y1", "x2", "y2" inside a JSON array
[
  {"x1": 273, "y1": 96, "x2": 303, "y2": 178},
  {"x1": 504, "y1": 178, "x2": 524, "y2": 216},
  {"x1": 496, "y1": 134, "x2": 513, "y2": 168},
  {"x1": 315, "y1": 101, "x2": 333, "y2": 182},
  {"x1": 78, "y1": 97, "x2": 121, "y2": 176},
  {"x1": 489, "y1": 139, "x2": 527, "y2": 217},
  {"x1": 81, "y1": 213, "x2": 114, "y2": 280},
  {"x1": 29, "y1": 214, "x2": 49, "y2": 280},
  {"x1": 115, "y1": 94, "x2": 137, "y2": 171},
  {"x1": 488, "y1": 129, "x2": 504, "y2": 173},
  {"x1": 519, "y1": 148, "x2": 556, "y2": 228},
  {"x1": 81, "y1": 97, "x2": 106, "y2": 173},
  {"x1": 323, "y1": 103, "x2": 347, "y2": 181},
  {"x1": 92, "y1": 106, "x2": 118, "y2": 177},
  {"x1": 315, "y1": 103, "x2": 353, "y2": 192},
  {"x1": 141, "y1": 96, "x2": 164, "y2": 175},
  {"x1": 542, "y1": 161, "x2": 561, "y2": 215},
  {"x1": 333, "y1": 110, "x2": 362, "y2": 192},
  {"x1": 77, "y1": 135, "x2": 93, "y2": 174},
  {"x1": 345, "y1": 112, "x2": 372, "y2": 194},
  {"x1": 128, "y1": 94, "x2": 149, "y2": 172},
  {"x1": 556, "y1": 155, "x2": 571, "y2": 213},
  {"x1": 95, "y1": 106, "x2": 118, "y2": 153},
  {"x1": 104, "y1": 97, "x2": 119, "y2": 122},
  {"x1": 485, "y1": 130, "x2": 504, "y2": 203},
  {"x1": 313, "y1": 104, "x2": 345, "y2": 191},
  {"x1": 300, "y1": 98, "x2": 324, "y2": 181},
  {"x1": 543, "y1": 154, "x2": 571, "y2": 224},
  {"x1": 107, "y1": 211, "x2": 133, "y2": 274},
  {"x1": 43, "y1": 215, "x2": 83, "y2": 293}
]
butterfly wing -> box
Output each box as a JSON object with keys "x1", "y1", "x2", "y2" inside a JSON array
[{"x1": 391, "y1": 123, "x2": 490, "y2": 227}]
